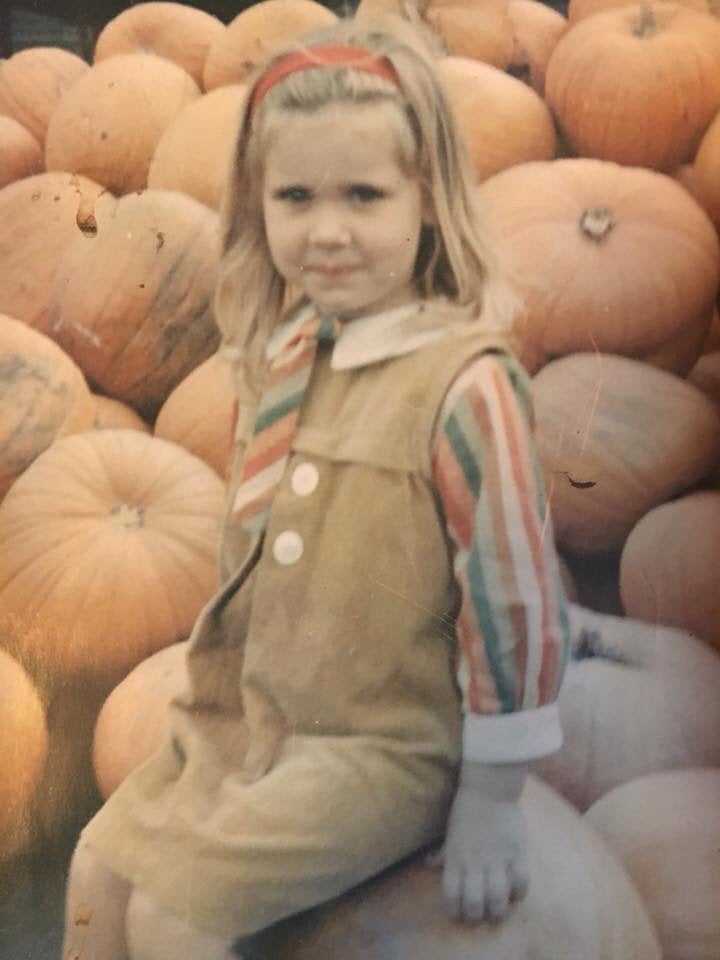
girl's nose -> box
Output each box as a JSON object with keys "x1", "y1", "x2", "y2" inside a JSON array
[{"x1": 308, "y1": 207, "x2": 351, "y2": 246}]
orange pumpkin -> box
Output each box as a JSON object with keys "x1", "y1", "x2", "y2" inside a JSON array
[
  {"x1": 154, "y1": 349, "x2": 236, "y2": 479},
  {"x1": 533, "y1": 604, "x2": 720, "y2": 811},
  {"x1": 92, "y1": 394, "x2": 151, "y2": 433},
  {"x1": 45, "y1": 53, "x2": 200, "y2": 195},
  {"x1": 476, "y1": 159, "x2": 719, "y2": 371},
  {"x1": 532, "y1": 353, "x2": 720, "y2": 553},
  {"x1": 0, "y1": 171, "x2": 115, "y2": 336},
  {"x1": 0, "y1": 314, "x2": 94, "y2": 499},
  {"x1": 0, "y1": 46, "x2": 88, "y2": 144},
  {"x1": 93, "y1": 640, "x2": 189, "y2": 798},
  {"x1": 48, "y1": 188, "x2": 221, "y2": 419},
  {"x1": 507, "y1": 0, "x2": 569, "y2": 96},
  {"x1": 0, "y1": 645, "x2": 47, "y2": 859},
  {"x1": 545, "y1": 3, "x2": 720, "y2": 170},
  {"x1": 202, "y1": 0, "x2": 337, "y2": 91},
  {"x1": 0, "y1": 430, "x2": 225, "y2": 681},
  {"x1": 568, "y1": 0, "x2": 707, "y2": 23},
  {"x1": 586, "y1": 769, "x2": 720, "y2": 960},
  {"x1": 688, "y1": 350, "x2": 720, "y2": 406},
  {"x1": 0, "y1": 115, "x2": 43, "y2": 189},
  {"x1": 704, "y1": 307, "x2": 720, "y2": 352},
  {"x1": 148, "y1": 84, "x2": 247, "y2": 210},
  {"x1": 94, "y1": 2, "x2": 226, "y2": 88},
  {"x1": 620, "y1": 489, "x2": 720, "y2": 651},
  {"x1": 435, "y1": 57, "x2": 556, "y2": 182}
]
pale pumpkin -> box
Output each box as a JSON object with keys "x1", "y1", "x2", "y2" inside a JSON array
[
  {"x1": 235, "y1": 777, "x2": 660, "y2": 960},
  {"x1": 94, "y1": 2, "x2": 226, "y2": 88},
  {"x1": 423, "y1": 0, "x2": 516, "y2": 68},
  {"x1": 586, "y1": 769, "x2": 720, "y2": 960},
  {"x1": 93, "y1": 640, "x2": 189, "y2": 798},
  {"x1": 0, "y1": 115, "x2": 43, "y2": 189},
  {"x1": 619, "y1": 489, "x2": 720, "y2": 651},
  {"x1": 435, "y1": 57, "x2": 556, "y2": 182},
  {"x1": 0, "y1": 645, "x2": 47, "y2": 860},
  {"x1": 0, "y1": 314, "x2": 94, "y2": 499},
  {"x1": 154, "y1": 349, "x2": 236, "y2": 479},
  {"x1": 0, "y1": 46, "x2": 88, "y2": 144},
  {"x1": 532, "y1": 353, "x2": 720, "y2": 552},
  {"x1": 476, "y1": 159, "x2": 719, "y2": 372},
  {"x1": 0, "y1": 429, "x2": 225, "y2": 681},
  {"x1": 148, "y1": 84, "x2": 247, "y2": 210},
  {"x1": 45, "y1": 53, "x2": 200, "y2": 195},
  {"x1": 507, "y1": 0, "x2": 569, "y2": 96},
  {"x1": 688, "y1": 350, "x2": 720, "y2": 406},
  {"x1": 202, "y1": 0, "x2": 337, "y2": 91},
  {"x1": 92, "y1": 394, "x2": 151, "y2": 434},
  {"x1": 0, "y1": 172, "x2": 115, "y2": 335},
  {"x1": 48, "y1": 188, "x2": 221, "y2": 419},
  {"x1": 545, "y1": 3, "x2": 720, "y2": 170},
  {"x1": 693, "y1": 109, "x2": 720, "y2": 225},
  {"x1": 533, "y1": 604, "x2": 720, "y2": 811}
]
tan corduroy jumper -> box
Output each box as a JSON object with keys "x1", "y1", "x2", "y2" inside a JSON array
[{"x1": 81, "y1": 315, "x2": 511, "y2": 939}]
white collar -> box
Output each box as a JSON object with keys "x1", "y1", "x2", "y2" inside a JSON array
[{"x1": 266, "y1": 299, "x2": 456, "y2": 371}]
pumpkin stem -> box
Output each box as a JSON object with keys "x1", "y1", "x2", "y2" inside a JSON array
[
  {"x1": 633, "y1": 0, "x2": 657, "y2": 36},
  {"x1": 110, "y1": 502, "x2": 145, "y2": 528},
  {"x1": 579, "y1": 207, "x2": 615, "y2": 242}
]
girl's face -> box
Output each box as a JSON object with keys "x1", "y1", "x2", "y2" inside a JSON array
[{"x1": 262, "y1": 102, "x2": 426, "y2": 320}]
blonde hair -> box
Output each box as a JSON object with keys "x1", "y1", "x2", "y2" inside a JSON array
[{"x1": 214, "y1": 16, "x2": 518, "y2": 388}]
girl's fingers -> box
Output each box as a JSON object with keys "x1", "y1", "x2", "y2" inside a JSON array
[
  {"x1": 484, "y1": 864, "x2": 511, "y2": 922},
  {"x1": 459, "y1": 870, "x2": 486, "y2": 924},
  {"x1": 441, "y1": 862, "x2": 464, "y2": 919},
  {"x1": 509, "y1": 849, "x2": 531, "y2": 903}
]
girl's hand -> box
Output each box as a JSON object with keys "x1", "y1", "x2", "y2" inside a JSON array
[{"x1": 429, "y1": 760, "x2": 530, "y2": 925}]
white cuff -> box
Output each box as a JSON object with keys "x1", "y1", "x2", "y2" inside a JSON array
[{"x1": 462, "y1": 703, "x2": 563, "y2": 763}]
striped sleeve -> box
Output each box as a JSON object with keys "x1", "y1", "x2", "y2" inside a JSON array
[{"x1": 432, "y1": 351, "x2": 570, "y2": 763}]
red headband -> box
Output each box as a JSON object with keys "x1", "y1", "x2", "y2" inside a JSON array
[{"x1": 249, "y1": 44, "x2": 401, "y2": 115}]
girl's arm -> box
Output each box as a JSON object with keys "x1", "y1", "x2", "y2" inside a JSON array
[{"x1": 431, "y1": 349, "x2": 570, "y2": 924}]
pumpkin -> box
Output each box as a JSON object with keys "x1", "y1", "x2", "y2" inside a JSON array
[
  {"x1": 704, "y1": 308, "x2": 720, "y2": 352},
  {"x1": 0, "y1": 429, "x2": 225, "y2": 681},
  {"x1": 92, "y1": 394, "x2": 151, "y2": 434},
  {"x1": 0, "y1": 115, "x2": 43, "y2": 189},
  {"x1": 0, "y1": 645, "x2": 47, "y2": 860},
  {"x1": 0, "y1": 314, "x2": 94, "y2": 499},
  {"x1": 693, "y1": 108, "x2": 720, "y2": 226},
  {"x1": 545, "y1": 3, "x2": 720, "y2": 171},
  {"x1": 567, "y1": 0, "x2": 707, "y2": 23},
  {"x1": 93, "y1": 640, "x2": 190, "y2": 798},
  {"x1": 533, "y1": 604, "x2": 720, "y2": 811},
  {"x1": 202, "y1": 0, "x2": 337, "y2": 91},
  {"x1": 424, "y1": 0, "x2": 516, "y2": 69},
  {"x1": 507, "y1": 0, "x2": 569, "y2": 96},
  {"x1": 233, "y1": 777, "x2": 660, "y2": 960},
  {"x1": 93, "y1": 2, "x2": 226, "y2": 88},
  {"x1": 45, "y1": 53, "x2": 200, "y2": 195},
  {"x1": 585, "y1": 769, "x2": 720, "y2": 960},
  {"x1": 619, "y1": 489, "x2": 720, "y2": 651},
  {"x1": 688, "y1": 350, "x2": 720, "y2": 406},
  {"x1": 48, "y1": 188, "x2": 221, "y2": 419},
  {"x1": 435, "y1": 57, "x2": 556, "y2": 182},
  {"x1": 0, "y1": 46, "x2": 88, "y2": 144},
  {"x1": 532, "y1": 352, "x2": 720, "y2": 553},
  {"x1": 0, "y1": 171, "x2": 115, "y2": 336},
  {"x1": 476, "y1": 158, "x2": 719, "y2": 372},
  {"x1": 148, "y1": 84, "x2": 247, "y2": 210}
]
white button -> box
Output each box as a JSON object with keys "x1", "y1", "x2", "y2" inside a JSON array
[
  {"x1": 291, "y1": 462, "x2": 319, "y2": 496},
  {"x1": 273, "y1": 530, "x2": 304, "y2": 565}
]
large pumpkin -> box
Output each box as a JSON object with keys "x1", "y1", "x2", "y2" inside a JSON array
[
  {"x1": 619, "y1": 489, "x2": 720, "y2": 651},
  {"x1": 94, "y1": 2, "x2": 226, "y2": 88},
  {"x1": 202, "y1": 0, "x2": 337, "y2": 91},
  {"x1": 532, "y1": 604, "x2": 720, "y2": 811},
  {"x1": 0, "y1": 171, "x2": 115, "y2": 335},
  {"x1": 0, "y1": 46, "x2": 88, "y2": 144},
  {"x1": 48, "y1": 188, "x2": 221, "y2": 419},
  {"x1": 435, "y1": 57, "x2": 556, "y2": 182},
  {"x1": 228, "y1": 777, "x2": 660, "y2": 960},
  {"x1": 0, "y1": 645, "x2": 47, "y2": 860},
  {"x1": 0, "y1": 314, "x2": 94, "y2": 499},
  {"x1": 532, "y1": 352, "x2": 720, "y2": 553},
  {"x1": 0, "y1": 429, "x2": 225, "y2": 681},
  {"x1": 0, "y1": 115, "x2": 43, "y2": 190},
  {"x1": 545, "y1": 2, "x2": 720, "y2": 170},
  {"x1": 507, "y1": 0, "x2": 569, "y2": 96},
  {"x1": 148, "y1": 85, "x2": 247, "y2": 210},
  {"x1": 45, "y1": 53, "x2": 200, "y2": 195},
  {"x1": 586, "y1": 769, "x2": 720, "y2": 960},
  {"x1": 476, "y1": 158, "x2": 719, "y2": 372}
]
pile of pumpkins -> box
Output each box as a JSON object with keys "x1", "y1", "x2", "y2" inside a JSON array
[{"x1": 1, "y1": 0, "x2": 720, "y2": 957}]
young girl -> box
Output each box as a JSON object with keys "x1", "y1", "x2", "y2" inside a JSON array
[{"x1": 63, "y1": 18, "x2": 569, "y2": 960}]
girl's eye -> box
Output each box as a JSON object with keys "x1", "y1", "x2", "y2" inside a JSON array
[
  {"x1": 275, "y1": 186, "x2": 312, "y2": 204},
  {"x1": 348, "y1": 184, "x2": 386, "y2": 203}
]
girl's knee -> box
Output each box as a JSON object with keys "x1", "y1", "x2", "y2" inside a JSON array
[{"x1": 125, "y1": 887, "x2": 235, "y2": 960}]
